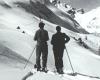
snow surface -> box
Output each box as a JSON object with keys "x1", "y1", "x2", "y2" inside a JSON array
[{"x1": 0, "y1": 0, "x2": 100, "y2": 80}]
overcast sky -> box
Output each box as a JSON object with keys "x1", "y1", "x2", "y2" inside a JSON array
[{"x1": 61, "y1": 0, "x2": 100, "y2": 12}]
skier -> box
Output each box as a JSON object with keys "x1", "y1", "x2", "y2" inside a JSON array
[
  {"x1": 51, "y1": 26, "x2": 70, "y2": 74},
  {"x1": 34, "y1": 22, "x2": 49, "y2": 72}
]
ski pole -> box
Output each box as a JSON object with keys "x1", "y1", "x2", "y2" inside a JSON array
[
  {"x1": 24, "y1": 45, "x2": 36, "y2": 69},
  {"x1": 65, "y1": 47, "x2": 75, "y2": 74}
]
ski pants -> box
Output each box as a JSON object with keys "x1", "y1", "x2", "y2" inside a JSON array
[
  {"x1": 53, "y1": 47, "x2": 64, "y2": 70},
  {"x1": 36, "y1": 45, "x2": 48, "y2": 69}
]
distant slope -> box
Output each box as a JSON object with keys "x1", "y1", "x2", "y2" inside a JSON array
[
  {"x1": 0, "y1": 43, "x2": 29, "y2": 68},
  {"x1": 0, "y1": 29, "x2": 36, "y2": 68},
  {"x1": 14, "y1": 0, "x2": 88, "y2": 34},
  {"x1": 75, "y1": 7, "x2": 100, "y2": 33}
]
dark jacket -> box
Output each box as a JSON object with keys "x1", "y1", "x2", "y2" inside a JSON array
[
  {"x1": 34, "y1": 29, "x2": 49, "y2": 46},
  {"x1": 51, "y1": 32, "x2": 70, "y2": 48}
]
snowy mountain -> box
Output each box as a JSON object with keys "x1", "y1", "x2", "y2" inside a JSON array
[
  {"x1": 75, "y1": 7, "x2": 100, "y2": 33},
  {"x1": 0, "y1": 0, "x2": 100, "y2": 80}
]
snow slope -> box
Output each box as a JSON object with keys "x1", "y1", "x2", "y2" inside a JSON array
[
  {"x1": 75, "y1": 7, "x2": 100, "y2": 33},
  {"x1": 0, "y1": 0, "x2": 100, "y2": 80},
  {"x1": 13, "y1": 0, "x2": 88, "y2": 33},
  {"x1": 75, "y1": 7, "x2": 100, "y2": 54}
]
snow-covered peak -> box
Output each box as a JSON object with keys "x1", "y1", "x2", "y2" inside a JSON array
[
  {"x1": 83, "y1": 7, "x2": 100, "y2": 23},
  {"x1": 75, "y1": 7, "x2": 100, "y2": 33}
]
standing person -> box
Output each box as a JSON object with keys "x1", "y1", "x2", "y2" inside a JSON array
[
  {"x1": 34, "y1": 22, "x2": 49, "y2": 72},
  {"x1": 51, "y1": 26, "x2": 70, "y2": 74}
]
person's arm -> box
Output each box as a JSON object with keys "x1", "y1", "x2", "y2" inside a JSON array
[
  {"x1": 64, "y1": 33, "x2": 70, "y2": 43},
  {"x1": 46, "y1": 31, "x2": 49, "y2": 41},
  {"x1": 51, "y1": 35, "x2": 54, "y2": 45},
  {"x1": 34, "y1": 31, "x2": 38, "y2": 41}
]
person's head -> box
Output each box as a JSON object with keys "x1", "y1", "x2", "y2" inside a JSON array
[
  {"x1": 56, "y1": 26, "x2": 61, "y2": 32},
  {"x1": 39, "y1": 22, "x2": 45, "y2": 29}
]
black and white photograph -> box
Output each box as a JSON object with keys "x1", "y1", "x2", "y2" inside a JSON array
[{"x1": 0, "y1": 0, "x2": 100, "y2": 80}]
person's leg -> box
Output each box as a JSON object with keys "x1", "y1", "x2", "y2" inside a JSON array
[
  {"x1": 53, "y1": 48, "x2": 59, "y2": 72},
  {"x1": 36, "y1": 46, "x2": 41, "y2": 70},
  {"x1": 59, "y1": 48, "x2": 64, "y2": 68},
  {"x1": 42, "y1": 45, "x2": 48, "y2": 71},
  {"x1": 58, "y1": 48, "x2": 64, "y2": 74}
]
